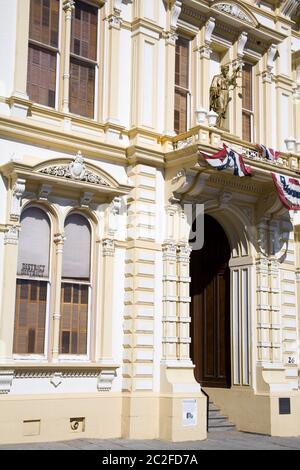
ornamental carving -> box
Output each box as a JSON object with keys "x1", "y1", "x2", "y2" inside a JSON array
[
  {"x1": 212, "y1": 3, "x2": 254, "y2": 25},
  {"x1": 39, "y1": 152, "x2": 110, "y2": 187}
]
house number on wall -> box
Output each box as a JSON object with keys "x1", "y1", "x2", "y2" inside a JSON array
[{"x1": 288, "y1": 356, "x2": 296, "y2": 364}]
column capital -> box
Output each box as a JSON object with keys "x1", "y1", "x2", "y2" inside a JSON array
[
  {"x1": 63, "y1": 0, "x2": 75, "y2": 13},
  {"x1": 106, "y1": 14, "x2": 123, "y2": 29},
  {"x1": 54, "y1": 233, "x2": 66, "y2": 245},
  {"x1": 165, "y1": 31, "x2": 178, "y2": 46},
  {"x1": 102, "y1": 238, "x2": 115, "y2": 256},
  {"x1": 4, "y1": 225, "x2": 19, "y2": 245}
]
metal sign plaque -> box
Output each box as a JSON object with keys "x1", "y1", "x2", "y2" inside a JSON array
[
  {"x1": 21, "y1": 263, "x2": 46, "y2": 278},
  {"x1": 182, "y1": 399, "x2": 197, "y2": 427}
]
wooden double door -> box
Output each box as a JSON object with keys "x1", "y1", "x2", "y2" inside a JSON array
[{"x1": 191, "y1": 215, "x2": 231, "y2": 388}]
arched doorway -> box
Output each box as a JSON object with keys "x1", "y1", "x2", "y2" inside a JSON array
[{"x1": 190, "y1": 214, "x2": 231, "y2": 388}]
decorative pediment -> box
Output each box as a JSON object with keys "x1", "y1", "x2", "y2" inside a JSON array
[
  {"x1": 38, "y1": 152, "x2": 110, "y2": 187},
  {"x1": 211, "y1": 2, "x2": 258, "y2": 26}
]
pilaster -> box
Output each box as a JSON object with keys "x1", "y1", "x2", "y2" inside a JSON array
[
  {"x1": 104, "y1": 3, "x2": 123, "y2": 125},
  {"x1": 61, "y1": 0, "x2": 75, "y2": 114},
  {"x1": 10, "y1": 0, "x2": 30, "y2": 117},
  {"x1": 51, "y1": 233, "x2": 65, "y2": 361},
  {"x1": 0, "y1": 225, "x2": 19, "y2": 361},
  {"x1": 123, "y1": 164, "x2": 157, "y2": 392}
]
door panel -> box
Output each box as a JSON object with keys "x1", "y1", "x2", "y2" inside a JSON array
[{"x1": 191, "y1": 215, "x2": 231, "y2": 388}]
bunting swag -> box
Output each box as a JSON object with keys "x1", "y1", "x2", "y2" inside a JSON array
[
  {"x1": 257, "y1": 144, "x2": 280, "y2": 162},
  {"x1": 272, "y1": 173, "x2": 300, "y2": 210},
  {"x1": 200, "y1": 145, "x2": 251, "y2": 177}
]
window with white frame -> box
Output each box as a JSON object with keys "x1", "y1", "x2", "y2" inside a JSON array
[
  {"x1": 27, "y1": 0, "x2": 99, "y2": 118},
  {"x1": 13, "y1": 207, "x2": 51, "y2": 355},
  {"x1": 69, "y1": 1, "x2": 98, "y2": 119},
  {"x1": 59, "y1": 213, "x2": 91, "y2": 355},
  {"x1": 27, "y1": 0, "x2": 60, "y2": 108}
]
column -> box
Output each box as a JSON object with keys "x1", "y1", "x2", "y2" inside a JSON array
[
  {"x1": 0, "y1": 226, "x2": 19, "y2": 362},
  {"x1": 98, "y1": 238, "x2": 115, "y2": 363},
  {"x1": 164, "y1": 0, "x2": 182, "y2": 134},
  {"x1": 164, "y1": 32, "x2": 177, "y2": 135},
  {"x1": 162, "y1": 241, "x2": 178, "y2": 362},
  {"x1": 256, "y1": 219, "x2": 272, "y2": 364},
  {"x1": 10, "y1": 0, "x2": 31, "y2": 117},
  {"x1": 104, "y1": 3, "x2": 122, "y2": 125},
  {"x1": 176, "y1": 243, "x2": 192, "y2": 363},
  {"x1": 51, "y1": 233, "x2": 65, "y2": 361},
  {"x1": 197, "y1": 17, "x2": 215, "y2": 116},
  {"x1": 123, "y1": 164, "x2": 157, "y2": 392},
  {"x1": 294, "y1": 64, "x2": 300, "y2": 153},
  {"x1": 62, "y1": 0, "x2": 75, "y2": 113},
  {"x1": 261, "y1": 69, "x2": 274, "y2": 147}
]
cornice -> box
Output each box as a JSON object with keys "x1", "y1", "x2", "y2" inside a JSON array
[
  {"x1": 130, "y1": 17, "x2": 164, "y2": 35},
  {"x1": 0, "y1": 116, "x2": 127, "y2": 165},
  {"x1": 126, "y1": 145, "x2": 165, "y2": 167}
]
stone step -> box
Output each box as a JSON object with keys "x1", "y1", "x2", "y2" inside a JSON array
[
  {"x1": 207, "y1": 399, "x2": 236, "y2": 432},
  {"x1": 208, "y1": 414, "x2": 231, "y2": 422}
]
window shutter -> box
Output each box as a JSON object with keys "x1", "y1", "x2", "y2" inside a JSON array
[
  {"x1": 62, "y1": 214, "x2": 91, "y2": 280},
  {"x1": 242, "y1": 63, "x2": 253, "y2": 142},
  {"x1": 27, "y1": 0, "x2": 59, "y2": 107},
  {"x1": 174, "y1": 36, "x2": 190, "y2": 134},
  {"x1": 69, "y1": 1, "x2": 98, "y2": 118},
  {"x1": 17, "y1": 207, "x2": 50, "y2": 278},
  {"x1": 242, "y1": 64, "x2": 252, "y2": 112}
]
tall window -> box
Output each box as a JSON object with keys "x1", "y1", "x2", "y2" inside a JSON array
[
  {"x1": 60, "y1": 214, "x2": 91, "y2": 355},
  {"x1": 174, "y1": 36, "x2": 190, "y2": 134},
  {"x1": 13, "y1": 207, "x2": 50, "y2": 355},
  {"x1": 27, "y1": 0, "x2": 59, "y2": 107},
  {"x1": 69, "y1": 1, "x2": 98, "y2": 118},
  {"x1": 242, "y1": 63, "x2": 254, "y2": 142}
]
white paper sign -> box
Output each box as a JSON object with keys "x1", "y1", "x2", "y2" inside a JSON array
[{"x1": 182, "y1": 399, "x2": 197, "y2": 427}]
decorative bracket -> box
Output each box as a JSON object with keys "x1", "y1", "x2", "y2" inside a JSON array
[
  {"x1": 0, "y1": 370, "x2": 14, "y2": 394},
  {"x1": 80, "y1": 191, "x2": 94, "y2": 208},
  {"x1": 10, "y1": 178, "x2": 26, "y2": 221},
  {"x1": 237, "y1": 31, "x2": 248, "y2": 59},
  {"x1": 38, "y1": 184, "x2": 52, "y2": 201},
  {"x1": 50, "y1": 372, "x2": 63, "y2": 388},
  {"x1": 97, "y1": 369, "x2": 117, "y2": 391}
]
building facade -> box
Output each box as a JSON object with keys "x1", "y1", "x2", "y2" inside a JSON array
[{"x1": 0, "y1": 0, "x2": 300, "y2": 444}]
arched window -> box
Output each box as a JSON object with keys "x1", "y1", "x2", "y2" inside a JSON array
[
  {"x1": 13, "y1": 207, "x2": 50, "y2": 355},
  {"x1": 60, "y1": 214, "x2": 91, "y2": 355}
]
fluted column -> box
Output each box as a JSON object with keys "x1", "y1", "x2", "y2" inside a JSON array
[
  {"x1": 51, "y1": 233, "x2": 65, "y2": 361},
  {"x1": 62, "y1": 0, "x2": 75, "y2": 113}
]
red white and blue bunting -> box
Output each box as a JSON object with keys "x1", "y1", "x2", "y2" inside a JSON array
[
  {"x1": 256, "y1": 144, "x2": 280, "y2": 162},
  {"x1": 200, "y1": 144, "x2": 251, "y2": 177},
  {"x1": 272, "y1": 173, "x2": 300, "y2": 211}
]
